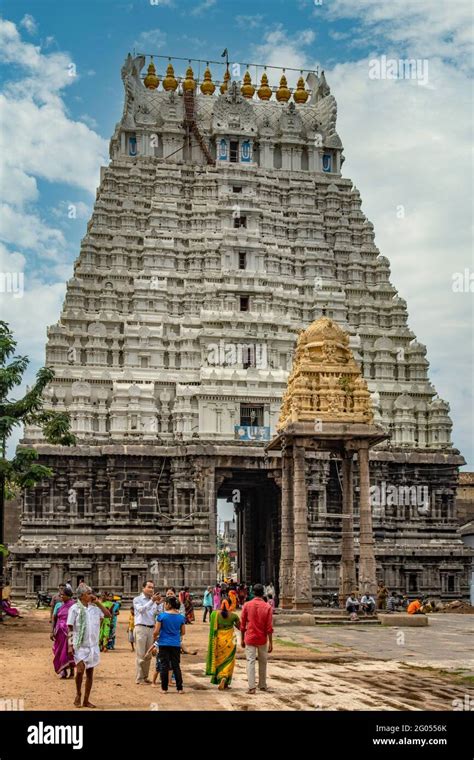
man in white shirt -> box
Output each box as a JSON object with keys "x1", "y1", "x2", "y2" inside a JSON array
[
  {"x1": 265, "y1": 582, "x2": 276, "y2": 600},
  {"x1": 133, "y1": 580, "x2": 162, "y2": 684},
  {"x1": 361, "y1": 594, "x2": 376, "y2": 615},
  {"x1": 67, "y1": 584, "x2": 112, "y2": 708}
]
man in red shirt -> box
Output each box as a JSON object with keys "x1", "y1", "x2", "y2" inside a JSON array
[{"x1": 240, "y1": 583, "x2": 273, "y2": 694}]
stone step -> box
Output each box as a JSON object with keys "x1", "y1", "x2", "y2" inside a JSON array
[
  {"x1": 275, "y1": 612, "x2": 381, "y2": 626},
  {"x1": 314, "y1": 615, "x2": 381, "y2": 626}
]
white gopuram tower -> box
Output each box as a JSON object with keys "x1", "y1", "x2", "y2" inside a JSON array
[{"x1": 11, "y1": 55, "x2": 470, "y2": 600}]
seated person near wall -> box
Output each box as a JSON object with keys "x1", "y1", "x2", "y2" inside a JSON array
[
  {"x1": 407, "y1": 598, "x2": 423, "y2": 614},
  {"x1": 360, "y1": 594, "x2": 376, "y2": 614},
  {"x1": 345, "y1": 592, "x2": 360, "y2": 620},
  {"x1": 386, "y1": 593, "x2": 398, "y2": 612}
]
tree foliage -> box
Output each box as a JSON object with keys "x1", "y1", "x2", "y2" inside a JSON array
[{"x1": 0, "y1": 321, "x2": 75, "y2": 495}]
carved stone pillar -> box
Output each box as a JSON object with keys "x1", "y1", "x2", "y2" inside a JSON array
[
  {"x1": 279, "y1": 446, "x2": 294, "y2": 608},
  {"x1": 292, "y1": 443, "x2": 312, "y2": 609},
  {"x1": 339, "y1": 453, "x2": 356, "y2": 601},
  {"x1": 358, "y1": 445, "x2": 377, "y2": 594}
]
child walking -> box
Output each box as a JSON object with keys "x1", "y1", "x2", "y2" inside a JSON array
[{"x1": 152, "y1": 596, "x2": 186, "y2": 693}]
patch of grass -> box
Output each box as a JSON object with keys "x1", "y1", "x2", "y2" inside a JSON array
[
  {"x1": 328, "y1": 642, "x2": 347, "y2": 648},
  {"x1": 274, "y1": 637, "x2": 322, "y2": 653},
  {"x1": 453, "y1": 674, "x2": 474, "y2": 684},
  {"x1": 401, "y1": 663, "x2": 474, "y2": 684},
  {"x1": 275, "y1": 638, "x2": 304, "y2": 648}
]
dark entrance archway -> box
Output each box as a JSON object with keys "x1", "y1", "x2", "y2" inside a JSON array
[{"x1": 216, "y1": 470, "x2": 280, "y2": 592}]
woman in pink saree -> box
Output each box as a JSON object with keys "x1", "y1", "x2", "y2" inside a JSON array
[
  {"x1": 51, "y1": 588, "x2": 75, "y2": 678},
  {"x1": 213, "y1": 584, "x2": 221, "y2": 611}
]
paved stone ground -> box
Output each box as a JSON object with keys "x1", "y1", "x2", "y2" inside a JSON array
[
  {"x1": 0, "y1": 609, "x2": 472, "y2": 711},
  {"x1": 278, "y1": 614, "x2": 474, "y2": 676}
]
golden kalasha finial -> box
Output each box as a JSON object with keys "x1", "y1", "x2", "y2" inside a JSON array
[
  {"x1": 257, "y1": 71, "x2": 272, "y2": 101},
  {"x1": 293, "y1": 75, "x2": 309, "y2": 104},
  {"x1": 200, "y1": 65, "x2": 215, "y2": 95},
  {"x1": 144, "y1": 58, "x2": 160, "y2": 90},
  {"x1": 241, "y1": 70, "x2": 255, "y2": 98},
  {"x1": 276, "y1": 73, "x2": 291, "y2": 102},
  {"x1": 162, "y1": 62, "x2": 178, "y2": 91},
  {"x1": 182, "y1": 65, "x2": 196, "y2": 92},
  {"x1": 220, "y1": 67, "x2": 230, "y2": 94}
]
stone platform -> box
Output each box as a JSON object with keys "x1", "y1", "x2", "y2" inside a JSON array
[
  {"x1": 378, "y1": 613, "x2": 429, "y2": 626},
  {"x1": 274, "y1": 609, "x2": 381, "y2": 626}
]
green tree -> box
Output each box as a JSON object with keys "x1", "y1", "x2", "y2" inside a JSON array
[{"x1": 0, "y1": 321, "x2": 75, "y2": 613}]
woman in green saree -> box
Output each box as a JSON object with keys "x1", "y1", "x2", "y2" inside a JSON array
[
  {"x1": 99, "y1": 592, "x2": 114, "y2": 651},
  {"x1": 205, "y1": 604, "x2": 240, "y2": 690}
]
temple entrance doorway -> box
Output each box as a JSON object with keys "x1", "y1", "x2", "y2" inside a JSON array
[{"x1": 216, "y1": 470, "x2": 280, "y2": 593}]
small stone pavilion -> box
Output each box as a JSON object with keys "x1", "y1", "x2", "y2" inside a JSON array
[{"x1": 267, "y1": 317, "x2": 388, "y2": 610}]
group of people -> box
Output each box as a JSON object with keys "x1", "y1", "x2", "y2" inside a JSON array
[
  {"x1": 132, "y1": 582, "x2": 197, "y2": 692},
  {"x1": 206, "y1": 582, "x2": 274, "y2": 694},
  {"x1": 131, "y1": 579, "x2": 274, "y2": 695},
  {"x1": 48, "y1": 582, "x2": 113, "y2": 707},
  {"x1": 345, "y1": 592, "x2": 377, "y2": 620},
  {"x1": 202, "y1": 581, "x2": 276, "y2": 620},
  {"x1": 49, "y1": 581, "x2": 122, "y2": 709},
  {"x1": 375, "y1": 583, "x2": 434, "y2": 614},
  {"x1": 345, "y1": 583, "x2": 405, "y2": 620},
  {"x1": 43, "y1": 574, "x2": 440, "y2": 707},
  {"x1": 345, "y1": 583, "x2": 434, "y2": 620},
  {"x1": 406, "y1": 597, "x2": 435, "y2": 615}
]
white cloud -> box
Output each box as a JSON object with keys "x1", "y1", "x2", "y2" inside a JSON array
[
  {"x1": 300, "y1": 30, "x2": 316, "y2": 45},
  {"x1": 0, "y1": 19, "x2": 73, "y2": 99},
  {"x1": 251, "y1": 27, "x2": 320, "y2": 87},
  {"x1": 0, "y1": 17, "x2": 106, "y2": 395},
  {"x1": 0, "y1": 19, "x2": 108, "y2": 211},
  {"x1": 79, "y1": 113, "x2": 98, "y2": 130},
  {"x1": 236, "y1": 15, "x2": 264, "y2": 30},
  {"x1": 2, "y1": 278, "x2": 67, "y2": 364},
  {"x1": 0, "y1": 203, "x2": 65, "y2": 259},
  {"x1": 0, "y1": 241, "x2": 26, "y2": 273},
  {"x1": 19, "y1": 14, "x2": 37, "y2": 36},
  {"x1": 51, "y1": 200, "x2": 91, "y2": 221},
  {"x1": 146, "y1": 0, "x2": 175, "y2": 6},
  {"x1": 191, "y1": 0, "x2": 216, "y2": 17},
  {"x1": 326, "y1": 0, "x2": 473, "y2": 69},
  {"x1": 134, "y1": 29, "x2": 167, "y2": 51},
  {"x1": 0, "y1": 164, "x2": 38, "y2": 206},
  {"x1": 0, "y1": 94, "x2": 107, "y2": 200}
]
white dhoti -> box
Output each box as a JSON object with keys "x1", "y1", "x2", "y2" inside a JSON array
[{"x1": 74, "y1": 645, "x2": 100, "y2": 669}]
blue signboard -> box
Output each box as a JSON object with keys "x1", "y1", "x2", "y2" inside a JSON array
[
  {"x1": 218, "y1": 138, "x2": 228, "y2": 161},
  {"x1": 322, "y1": 153, "x2": 332, "y2": 172},
  {"x1": 240, "y1": 140, "x2": 251, "y2": 162},
  {"x1": 235, "y1": 425, "x2": 271, "y2": 441},
  {"x1": 129, "y1": 135, "x2": 137, "y2": 156}
]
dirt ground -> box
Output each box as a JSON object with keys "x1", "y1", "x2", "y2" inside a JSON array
[{"x1": 0, "y1": 608, "x2": 472, "y2": 711}]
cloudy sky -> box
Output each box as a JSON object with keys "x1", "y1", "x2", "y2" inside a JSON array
[{"x1": 0, "y1": 0, "x2": 472, "y2": 467}]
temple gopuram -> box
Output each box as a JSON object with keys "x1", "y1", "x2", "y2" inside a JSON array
[{"x1": 9, "y1": 54, "x2": 471, "y2": 601}]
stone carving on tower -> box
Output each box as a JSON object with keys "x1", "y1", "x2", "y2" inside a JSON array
[{"x1": 278, "y1": 317, "x2": 374, "y2": 427}]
